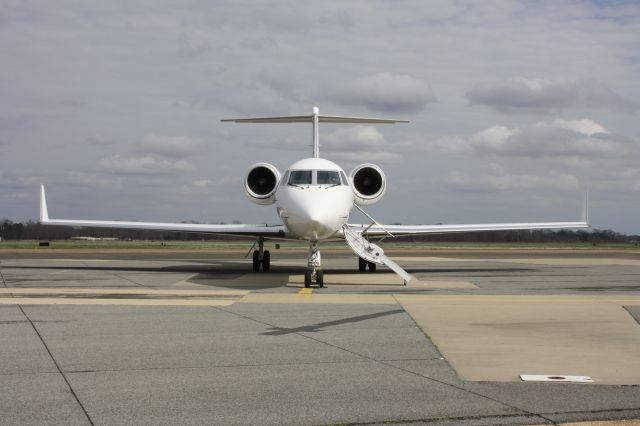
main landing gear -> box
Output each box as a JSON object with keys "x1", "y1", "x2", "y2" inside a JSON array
[
  {"x1": 304, "y1": 241, "x2": 324, "y2": 288},
  {"x1": 358, "y1": 256, "x2": 377, "y2": 272},
  {"x1": 252, "y1": 237, "x2": 271, "y2": 272}
]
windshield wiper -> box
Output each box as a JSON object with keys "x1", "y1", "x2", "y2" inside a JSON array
[{"x1": 324, "y1": 183, "x2": 340, "y2": 189}]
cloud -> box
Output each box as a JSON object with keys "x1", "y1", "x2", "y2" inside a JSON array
[
  {"x1": 176, "y1": 31, "x2": 210, "y2": 58},
  {"x1": 466, "y1": 77, "x2": 639, "y2": 113},
  {"x1": 86, "y1": 135, "x2": 115, "y2": 146},
  {"x1": 419, "y1": 118, "x2": 635, "y2": 158},
  {"x1": 327, "y1": 72, "x2": 437, "y2": 113},
  {"x1": 191, "y1": 179, "x2": 213, "y2": 188},
  {"x1": 252, "y1": 125, "x2": 402, "y2": 162},
  {"x1": 322, "y1": 126, "x2": 385, "y2": 150},
  {"x1": 321, "y1": 126, "x2": 402, "y2": 162},
  {"x1": 96, "y1": 155, "x2": 193, "y2": 175},
  {"x1": 440, "y1": 169, "x2": 580, "y2": 193},
  {"x1": 138, "y1": 133, "x2": 203, "y2": 158},
  {"x1": 2, "y1": 2, "x2": 640, "y2": 231}
]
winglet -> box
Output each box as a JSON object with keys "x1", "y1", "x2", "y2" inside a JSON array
[
  {"x1": 581, "y1": 191, "x2": 589, "y2": 225},
  {"x1": 39, "y1": 184, "x2": 49, "y2": 223}
]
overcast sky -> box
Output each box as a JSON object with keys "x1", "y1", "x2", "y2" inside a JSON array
[{"x1": 1, "y1": 0, "x2": 639, "y2": 233}]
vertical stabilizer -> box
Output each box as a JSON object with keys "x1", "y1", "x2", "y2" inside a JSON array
[
  {"x1": 312, "y1": 106, "x2": 319, "y2": 158},
  {"x1": 40, "y1": 185, "x2": 49, "y2": 222}
]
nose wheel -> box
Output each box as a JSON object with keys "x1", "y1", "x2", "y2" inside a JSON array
[
  {"x1": 251, "y1": 237, "x2": 271, "y2": 272},
  {"x1": 304, "y1": 241, "x2": 324, "y2": 288}
]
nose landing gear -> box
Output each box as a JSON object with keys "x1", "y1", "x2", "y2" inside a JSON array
[
  {"x1": 251, "y1": 236, "x2": 271, "y2": 272},
  {"x1": 304, "y1": 241, "x2": 324, "y2": 288}
]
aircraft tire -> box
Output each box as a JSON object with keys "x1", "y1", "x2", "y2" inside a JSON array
[
  {"x1": 358, "y1": 257, "x2": 367, "y2": 272},
  {"x1": 252, "y1": 250, "x2": 260, "y2": 272},
  {"x1": 304, "y1": 269, "x2": 312, "y2": 288},
  {"x1": 368, "y1": 262, "x2": 377, "y2": 273},
  {"x1": 317, "y1": 270, "x2": 324, "y2": 288},
  {"x1": 263, "y1": 250, "x2": 271, "y2": 272}
]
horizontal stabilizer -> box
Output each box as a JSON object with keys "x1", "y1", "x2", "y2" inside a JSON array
[{"x1": 222, "y1": 115, "x2": 409, "y2": 124}]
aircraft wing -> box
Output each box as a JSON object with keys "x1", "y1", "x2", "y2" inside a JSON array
[
  {"x1": 348, "y1": 220, "x2": 589, "y2": 236},
  {"x1": 39, "y1": 186, "x2": 286, "y2": 237},
  {"x1": 348, "y1": 195, "x2": 590, "y2": 236}
]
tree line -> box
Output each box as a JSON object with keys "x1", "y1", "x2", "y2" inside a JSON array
[{"x1": 1, "y1": 219, "x2": 638, "y2": 244}]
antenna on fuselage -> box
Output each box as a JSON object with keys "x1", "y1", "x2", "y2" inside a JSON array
[{"x1": 221, "y1": 107, "x2": 409, "y2": 158}]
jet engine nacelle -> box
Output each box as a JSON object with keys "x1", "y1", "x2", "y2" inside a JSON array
[
  {"x1": 350, "y1": 163, "x2": 386, "y2": 206},
  {"x1": 245, "y1": 163, "x2": 281, "y2": 205}
]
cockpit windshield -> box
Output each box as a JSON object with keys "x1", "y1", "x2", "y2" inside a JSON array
[
  {"x1": 288, "y1": 170, "x2": 312, "y2": 185},
  {"x1": 317, "y1": 170, "x2": 341, "y2": 185},
  {"x1": 287, "y1": 170, "x2": 344, "y2": 186}
]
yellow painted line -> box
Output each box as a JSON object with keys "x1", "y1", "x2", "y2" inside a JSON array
[
  {"x1": 0, "y1": 288, "x2": 249, "y2": 296},
  {"x1": 39, "y1": 259, "x2": 117, "y2": 262},
  {"x1": 393, "y1": 295, "x2": 617, "y2": 304},
  {"x1": 567, "y1": 421, "x2": 640, "y2": 426},
  {"x1": 0, "y1": 297, "x2": 236, "y2": 306},
  {"x1": 409, "y1": 280, "x2": 477, "y2": 289},
  {"x1": 598, "y1": 296, "x2": 640, "y2": 306},
  {"x1": 297, "y1": 287, "x2": 313, "y2": 299},
  {"x1": 240, "y1": 293, "x2": 397, "y2": 304}
]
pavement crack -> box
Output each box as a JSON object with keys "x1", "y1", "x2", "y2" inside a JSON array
[
  {"x1": 63, "y1": 359, "x2": 376, "y2": 374},
  {"x1": 335, "y1": 412, "x2": 550, "y2": 425},
  {"x1": 17, "y1": 305, "x2": 94, "y2": 426}
]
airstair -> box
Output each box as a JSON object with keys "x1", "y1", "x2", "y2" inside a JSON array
[{"x1": 342, "y1": 225, "x2": 414, "y2": 285}]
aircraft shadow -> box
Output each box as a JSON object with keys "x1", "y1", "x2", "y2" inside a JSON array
[
  {"x1": 260, "y1": 309, "x2": 405, "y2": 335},
  {"x1": 3, "y1": 264, "x2": 536, "y2": 290}
]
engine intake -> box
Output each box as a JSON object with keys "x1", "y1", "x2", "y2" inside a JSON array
[
  {"x1": 350, "y1": 163, "x2": 386, "y2": 205},
  {"x1": 245, "y1": 163, "x2": 281, "y2": 205}
]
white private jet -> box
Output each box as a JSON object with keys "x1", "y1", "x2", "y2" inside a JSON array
[{"x1": 39, "y1": 107, "x2": 589, "y2": 287}]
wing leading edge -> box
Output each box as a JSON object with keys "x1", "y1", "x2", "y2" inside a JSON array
[
  {"x1": 348, "y1": 195, "x2": 590, "y2": 236},
  {"x1": 39, "y1": 185, "x2": 286, "y2": 237}
]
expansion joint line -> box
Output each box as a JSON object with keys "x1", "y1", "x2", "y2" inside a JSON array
[
  {"x1": 0, "y1": 263, "x2": 7, "y2": 288},
  {"x1": 86, "y1": 260, "x2": 149, "y2": 288},
  {"x1": 17, "y1": 305, "x2": 94, "y2": 426},
  {"x1": 214, "y1": 305, "x2": 552, "y2": 424}
]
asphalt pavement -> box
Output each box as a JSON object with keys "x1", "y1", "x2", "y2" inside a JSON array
[{"x1": 0, "y1": 248, "x2": 639, "y2": 425}]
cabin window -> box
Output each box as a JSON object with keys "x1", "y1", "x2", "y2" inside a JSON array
[
  {"x1": 316, "y1": 170, "x2": 341, "y2": 185},
  {"x1": 288, "y1": 170, "x2": 312, "y2": 185}
]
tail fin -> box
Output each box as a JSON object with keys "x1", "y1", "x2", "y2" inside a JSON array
[{"x1": 39, "y1": 185, "x2": 49, "y2": 223}]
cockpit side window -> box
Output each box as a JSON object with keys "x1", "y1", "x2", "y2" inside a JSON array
[
  {"x1": 317, "y1": 170, "x2": 341, "y2": 185},
  {"x1": 340, "y1": 171, "x2": 349, "y2": 186},
  {"x1": 281, "y1": 170, "x2": 290, "y2": 185},
  {"x1": 289, "y1": 170, "x2": 312, "y2": 185}
]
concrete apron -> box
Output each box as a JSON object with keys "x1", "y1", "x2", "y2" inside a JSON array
[{"x1": 396, "y1": 295, "x2": 640, "y2": 385}]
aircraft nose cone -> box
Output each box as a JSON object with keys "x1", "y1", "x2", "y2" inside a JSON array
[{"x1": 299, "y1": 206, "x2": 333, "y2": 238}]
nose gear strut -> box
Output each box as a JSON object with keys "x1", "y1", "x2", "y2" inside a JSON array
[
  {"x1": 248, "y1": 236, "x2": 271, "y2": 272},
  {"x1": 304, "y1": 241, "x2": 324, "y2": 288}
]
